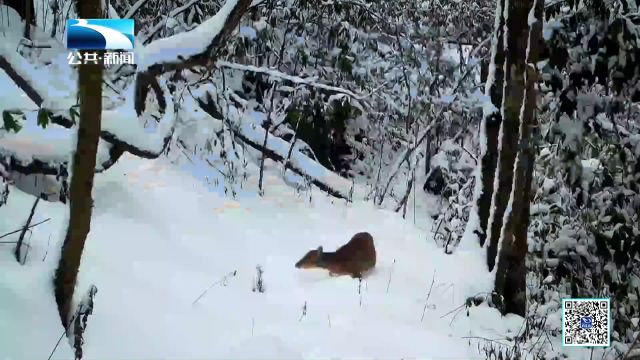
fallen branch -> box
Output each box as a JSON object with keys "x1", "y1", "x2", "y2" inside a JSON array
[{"x1": 196, "y1": 95, "x2": 351, "y2": 200}]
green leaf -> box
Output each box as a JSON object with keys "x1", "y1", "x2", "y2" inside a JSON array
[
  {"x1": 37, "y1": 108, "x2": 51, "y2": 129},
  {"x1": 2, "y1": 110, "x2": 22, "y2": 133}
]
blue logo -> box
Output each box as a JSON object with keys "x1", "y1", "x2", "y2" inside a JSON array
[
  {"x1": 580, "y1": 316, "x2": 593, "y2": 329},
  {"x1": 66, "y1": 19, "x2": 134, "y2": 50}
]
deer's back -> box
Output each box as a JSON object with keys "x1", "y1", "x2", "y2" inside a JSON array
[{"x1": 325, "y1": 232, "x2": 376, "y2": 276}]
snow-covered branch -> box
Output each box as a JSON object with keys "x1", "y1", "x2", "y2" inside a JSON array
[
  {"x1": 124, "y1": 0, "x2": 153, "y2": 19},
  {"x1": 216, "y1": 61, "x2": 381, "y2": 100},
  {"x1": 0, "y1": 0, "x2": 252, "y2": 178},
  {"x1": 137, "y1": 0, "x2": 201, "y2": 43},
  {"x1": 195, "y1": 92, "x2": 353, "y2": 200},
  {"x1": 134, "y1": 0, "x2": 252, "y2": 113}
]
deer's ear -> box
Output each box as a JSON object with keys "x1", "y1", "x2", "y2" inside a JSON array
[{"x1": 317, "y1": 246, "x2": 323, "y2": 253}]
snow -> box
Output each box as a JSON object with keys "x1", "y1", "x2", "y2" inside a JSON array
[
  {"x1": 0, "y1": 111, "x2": 75, "y2": 164},
  {"x1": 239, "y1": 26, "x2": 258, "y2": 40},
  {"x1": 0, "y1": 70, "x2": 107, "y2": 169},
  {"x1": 1, "y1": 153, "x2": 508, "y2": 359},
  {"x1": 0, "y1": 39, "x2": 74, "y2": 112},
  {"x1": 137, "y1": 0, "x2": 240, "y2": 71},
  {"x1": 101, "y1": 78, "x2": 175, "y2": 156}
]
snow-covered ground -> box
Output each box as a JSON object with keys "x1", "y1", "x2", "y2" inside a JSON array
[{"x1": 0, "y1": 146, "x2": 530, "y2": 359}]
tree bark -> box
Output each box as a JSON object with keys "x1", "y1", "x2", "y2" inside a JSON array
[
  {"x1": 493, "y1": 0, "x2": 543, "y2": 316},
  {"x1": 474, "y1": 0, "x2": 506, "y2": 248},
  {"x1": 485, "y1": 0, "x2": 530, "y2": 272},
  {"x1": 53, "y1": 0, "x2": 103, "y2": 328}
]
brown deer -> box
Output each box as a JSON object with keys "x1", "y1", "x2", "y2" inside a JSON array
[{"x1": 295, "y1": 232, "x2": 376, "y2": 278}]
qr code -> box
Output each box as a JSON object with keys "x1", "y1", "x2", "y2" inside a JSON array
[{"x1": 562, "y1": 298, "x2": 610, "y2": 347}]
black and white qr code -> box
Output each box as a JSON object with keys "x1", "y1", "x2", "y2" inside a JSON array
[{"x1": 562, "y1": 298, "x2": 610, "y2": 347}]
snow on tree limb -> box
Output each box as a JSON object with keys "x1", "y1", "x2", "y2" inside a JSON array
[
  {"x1": 0, "y1": 111, "x2": 122, "y2": 175},
  {"x1": 134, "y1": 0, "x2": 252, "y2": 114},
  {"x1": 102, "y1": 77, "x2": 176, "y2": 158},
  {"x1": 0, "y1": 54, "x2": 44, "y2": 106},
  {"x1": 216, "y1": 61, "x2": 384, "y2": 100},
  {"x1": 0, "y1": 0, "x2": 251, "y2": 177}
]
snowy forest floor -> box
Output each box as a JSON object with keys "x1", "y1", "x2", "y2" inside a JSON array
[{"x1": 0, "y1": 149, "x2": 529, "y2": 359}]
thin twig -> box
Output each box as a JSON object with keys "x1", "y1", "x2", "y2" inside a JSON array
[
  {"x1": 299, "y1": 301, "x2": 307, "y2": 322},
  {"x1": 421, "y1": 270, "x2": 436, "y2": 322},
  {"x1": 386, "y1": 259, "x2": 396, "y2": 293},
  {"x1": 0, "y1": 218, "x2": 51, "y2": 240},
  {"x1": 42, "y1": 234, "x2": 51, "y2": 262},
  {"x1": 192, "y1": 270, "x2": 238, "y2": 305},
  {"x1": 48, "y1": 315, "x2": 76, "y2": 360},
  {"x1": 16, "y1": 197, "x2": 40, "y2": 264},
  {"x1": 440, "y1": 303, "x2": 466, "y2": 319}
]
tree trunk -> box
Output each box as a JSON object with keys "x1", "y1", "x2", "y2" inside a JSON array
[
  {"x1": 23, "y1": 0, "x2": 32, "y2": 40},
  {"x1": 493, "y1": 0, "x2": 543, "y2": 316},
  {"x1": 473, "y1": 0, "x2": 506, "y2": 249},
  {"x1": 485, "y1": 0, "x2": 530, "y2": 272},
  {"x1": 53, "y1": 0, "x2": 103, "y2": 328}
]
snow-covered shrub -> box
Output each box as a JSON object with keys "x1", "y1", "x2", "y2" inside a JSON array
[
  {"x1": 524, "y1": 2, "x2": 640, "y2": 356},
  {"x1": 428, "y1": 137, "x2": 477, "y2": 251}
]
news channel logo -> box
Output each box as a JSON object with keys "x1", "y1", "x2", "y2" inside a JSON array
[{"x1": 66, "y1": 19, "x2": 134, "y2": 50}]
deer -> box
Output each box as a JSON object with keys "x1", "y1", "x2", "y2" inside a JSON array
[{"x1": 295, "y1": 232, "x2": 376, "y2": 278}]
